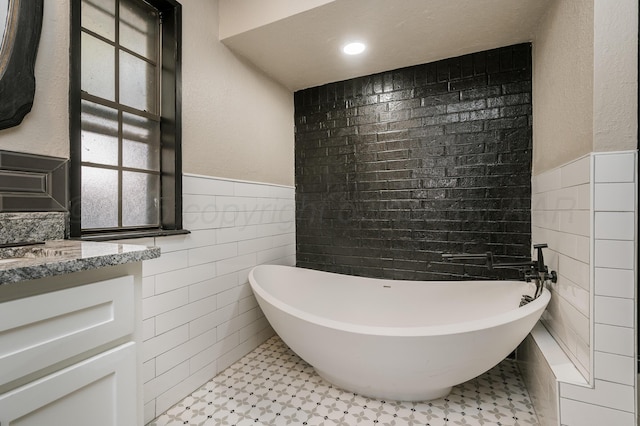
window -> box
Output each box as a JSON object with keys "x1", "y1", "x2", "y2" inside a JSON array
[{"x1": 70, "y1": 0, "x2": 183, "y2": 239}]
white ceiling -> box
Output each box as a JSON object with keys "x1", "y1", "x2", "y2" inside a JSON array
[{"x1": 220, "y1": 0, "x2": 552, "y2": 92}]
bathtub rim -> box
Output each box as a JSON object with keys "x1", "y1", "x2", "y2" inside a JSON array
[{"x1": 248, "y1": 264, "x2": 551, "y2": 338}]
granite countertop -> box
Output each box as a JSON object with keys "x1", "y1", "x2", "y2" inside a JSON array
[{"x1": 0, "y1": 240, "x2": 161, "y2": 284}]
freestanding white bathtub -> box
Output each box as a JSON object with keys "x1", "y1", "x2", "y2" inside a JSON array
[{"x1": 249, "y1": 265, "x2": 550, "y2": 401}]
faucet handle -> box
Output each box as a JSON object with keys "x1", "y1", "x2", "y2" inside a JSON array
[{"x1": 533, "y1": 243, "x2": 549, "y2": 273}]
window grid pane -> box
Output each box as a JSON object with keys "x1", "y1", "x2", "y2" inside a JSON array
[
  {"x1": 81, "y1": 100, "x2": 119, "y2": 166},
  {"x1": 80, "y1": 0, "x2": 160, "y2": 232},
  {"x1": 81, "y1": 166, "x2": 119, "y2": 229},
  {"x1": 122, "y1": 171, "x2": 160, "y2": 227},
  {"x1": 81, "y1": 32, "x2": 115, "y2": 101},
  {"x1": 119, "y1": 0, "x2": 158, "y2": 60},
  {"x1": 81, "y1": 0, "x2": 116, "y2": 42},
  {"x1": 122, "y1": 112, "x2": 161, "y2": 171},
  {"x1": 119, "y1": 50, "x2": 158, "y2": 113}
]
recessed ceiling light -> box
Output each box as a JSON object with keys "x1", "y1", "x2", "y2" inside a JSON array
[{"x1": 343, "y1": 42, "x2": 366, "y2": 55}]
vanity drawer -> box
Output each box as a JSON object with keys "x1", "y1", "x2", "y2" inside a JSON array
[
  {"x1": 0, "y1": 275, "x2": 135, "y2": 388},
  {"x1": 0, "y1": 342, "x2": 137, "y2": 426}
]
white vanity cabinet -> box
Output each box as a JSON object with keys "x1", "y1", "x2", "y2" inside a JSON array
[{"x1": 0, "y1": 265, "x2": 144, "y2": 426}]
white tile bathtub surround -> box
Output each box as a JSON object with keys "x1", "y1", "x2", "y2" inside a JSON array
[
  {"x1": 560, "y1": 396, "x2": 636, "y2": 426},
  {"x1": 594, "y1": 212, "x2": 635, "y2": 240},
  {"x1": 594, "y1": 295, "x2": 634, "y2": 328},
  {"x1": 523, "y1": 150, "x2": 638, "y2": 426},
  {"x1": 594, "y1": 182, "x2": 636, "y2": 211},
  {"x1": 532, "y1": 154, "x2": 592, "y2": 380},
  {"x1": 594, "y1": 267, "x2": 635, "y2": 298},
  {"x1": 576, "y1": 150, "x2": 638, "y2": 424},
  {"x1": 594, "y1": 239, "x2": 635, "y2": 270},
  {"x1": 593, "y1": 351, "x2": 635, "y2": 386},
  {"x1": 594, "y1": 152, "x2": 636, "y2": 183},
  {"x1": 131, "y1": 174, "x2": 295, "y2": 424},
  {"x1": 594, "y1": 323, "x2": 635, "y2": 357}
]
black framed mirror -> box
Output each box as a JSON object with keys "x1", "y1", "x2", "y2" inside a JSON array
[{"x1": 0, "y1": 0, "x2": 43, "y2": 130}]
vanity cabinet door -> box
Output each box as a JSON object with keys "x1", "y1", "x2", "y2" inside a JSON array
[
  {"x1": 0, "y1": 275, "x2": 134, "y2": 387},
  {"x1": 0, "y1": 342, "x2": 137, "y2": 426}
]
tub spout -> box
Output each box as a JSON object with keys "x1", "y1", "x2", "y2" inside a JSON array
[
  {"x1": 491, "y1": 260, "x2": 536, "y2": 270},
  {"x1": 441, "y1": 252, "x2": 494, "y2": 269}
]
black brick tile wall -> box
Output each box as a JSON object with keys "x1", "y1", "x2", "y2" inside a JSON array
[{"x1": 294, "y1": 44, "x2": 532, "y2": 281}]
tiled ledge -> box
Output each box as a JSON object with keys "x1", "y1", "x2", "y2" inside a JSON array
[
  {"x1": 530, "y1": 322, "x2": 588, "y2": 386},
  {"x1": 519, "y1": 322, "x2": 588, "y2": 426}
]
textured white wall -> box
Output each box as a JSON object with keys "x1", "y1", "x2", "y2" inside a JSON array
[
  {"x1": 218, "y1": 0, "x2": 335, "y2": 39},
  {"x1": 532, "y1": 0, "x2": 594, "y2": 175},
  {"x1": 0, "y1": 0, "x2": 70, "y2": 158},
  {"x1": 532, "y1": 0, "x2": 638, "y2": 175},
  {"x1": 181, "y1": 0, "x2": 294, "y2": 186},
  {"x1": 593, "y1": 0, "x2": 638, "y2": 152}
]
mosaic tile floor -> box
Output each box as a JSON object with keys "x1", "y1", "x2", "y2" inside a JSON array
[{"x1": 150, "y1": 336, "x2": 539, "y2": 426}]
